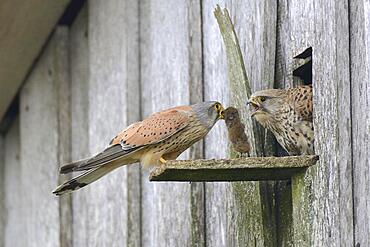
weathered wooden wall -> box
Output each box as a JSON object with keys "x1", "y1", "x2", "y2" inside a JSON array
[
  {"x1": 140, "y1": 1, "x2": 203, "y2": 246},
  {"x1": 0, "y1": 27, "x2": 70, "y2": 247},
  {"x1": 70, "y1": 1, "x2": 141, "y2": 246},
  {"x1": 21, "y1": 27, "x2": 70, "y2": 247},
  {"x1": 350, "y1": 1, "x2": 370, "y2": 246},
  {"x1": 0, "y1": 134, "x2": 4, "y2": 247},
  {"x1": 69, "y1": 6, "x2": 90, "y2": 247},
  {"x1": 275, "y1": 1, "x2": 314, "y2": 246},
  {"x1": 312, "y1": 1, "x2": 353, "y2": 246},
  {"x1": 2, "y1": 119, "x2": 24, "y2": 247},
  {"x1": 203, "y1": 1, "x2": 278, "y2": 246},
  {"x1": 0, "y1": 0, "x2": 370, "y2": 246}
]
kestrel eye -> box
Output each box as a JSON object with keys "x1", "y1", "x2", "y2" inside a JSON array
[{"x1": 260, "y1": 97, "x2": 266, "y2": 102}]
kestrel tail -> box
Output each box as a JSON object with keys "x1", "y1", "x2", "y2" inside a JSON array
[
  {"x1": 53, "y1": 101, "x2": 224, "y2": 196},
  {"x1": 224, "y1": 107, "x2": 251, "y2": 157},
  {"x1": 247, "y1": 85, "x2": 314, "y2": 155}
]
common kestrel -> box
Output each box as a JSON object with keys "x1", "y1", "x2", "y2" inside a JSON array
[
  {"x1": 53, "y1": 101, "x2": 224, "y2": 195},
  {"x1": 224, "y1": 107, "x2": 251, "y2": 156},
  {"x1": 247, "y1": 85, "x2": 314, "y2": 155}
]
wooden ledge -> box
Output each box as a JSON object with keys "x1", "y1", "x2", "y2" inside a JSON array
[{"x1": 150, "y1": 155, "x2": 319, "y2": 182}]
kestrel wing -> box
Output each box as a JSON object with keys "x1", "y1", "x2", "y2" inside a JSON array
[
  {"x1": 112, "y1": 106, "x2": 191, "y2": 149},
  {"x1": 66, "y1": 108, "x2": 186, "y2": 173},
  {"x1": 109, "y1": 122, "x2": 142, "y2": 146},
  {"x1": 288, "y1": 85, "x2": 313, "y2": 122},
  {"x1": 60, "y1": 144, "x2": 143, "y2": 173}
]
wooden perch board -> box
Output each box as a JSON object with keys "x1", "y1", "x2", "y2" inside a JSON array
[{"x1": 150, "y1": 155, "x2": 319, "y2": 182}]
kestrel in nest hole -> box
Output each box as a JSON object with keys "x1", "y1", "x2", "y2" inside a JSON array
[
  {"x1": 53, "y1": 101, "x2": 224, "y2": 195},
  {"x1": 248, "y1": 85, "x2": 314, "y2": 155}
]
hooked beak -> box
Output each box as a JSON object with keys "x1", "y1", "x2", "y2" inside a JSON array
[{"x1": 247, "y1": 99, "x2": 260, "y2": 117}]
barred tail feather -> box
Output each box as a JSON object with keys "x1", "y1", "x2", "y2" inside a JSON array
[
  {"x1": 53, "y1": 165, "x2": 118, "y2": 196},
  {"x1": 59, "y1": 144, "x2": 139, "y2": 174},
  {"x1": 59, "y1": 157, "x2": 91, "y2": 174}
]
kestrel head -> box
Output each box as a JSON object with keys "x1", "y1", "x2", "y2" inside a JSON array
[
  {"x1": 247, "y1": 89, "x2": 286, "y2": 124},
  {"x1": 224, "y1": 107, "x2": 241, "y2": 128},
  {"x1": 192, "y1": 101, "x2": 225, "y2": 128}
]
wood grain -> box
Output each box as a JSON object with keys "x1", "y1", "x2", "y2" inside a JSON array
[
  {"x1": 187, "y1": 1, "x2": 206, "y2": 246},
  {"x1": 349, "y1": 1, "x2": 370, "y2": 246},
  {"x1": 274, "y1": 1, "x2": 315, "y2": 245},
  {"x1": 71, "y1": 0, "x2": 141, "y2": 246},
  {"x1": 140, "y1": 1, "x2": 203, "y2": 246},
  {"x1": 150, "y1": 156, "x2": 318, "y2": 181},
  {"x1": 312, "y1": 0, "x2": 353, "y2": 246},
  {"x1": 2, "y1": 119, "x2": 25, "y2": 247},
  {"x1": 53, "y1": 27, "x2": 73, "y2": 247},
  {"x1": 69, "y1": 5, "x2": 90, "y2": 247},
  {"x1": 275, "y1": 0, "x2": 315, "y2": 88},
  {"x1": 19, "y1": 29, "x2": 67, "y2": 247},
  {"x1": 1, "y1": 1, "x2": 367, "y2": 246},
  {"x1": 0, "y1": 133, "x2": 4, "y2": 246},
  {"x1": 203, "y1": 1, "x2": 277, "y2": 246}
]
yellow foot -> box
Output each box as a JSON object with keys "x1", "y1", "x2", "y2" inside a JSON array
[{"x1": 159, "y1": 157, "x2": 167, "y2": 164}]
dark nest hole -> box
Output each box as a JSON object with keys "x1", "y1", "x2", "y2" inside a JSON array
[{"x1": 293, "y1": 47, "x2": 312, "y2": 85}]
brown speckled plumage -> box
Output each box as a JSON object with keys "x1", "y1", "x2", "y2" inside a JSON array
[
  {"x1": 248, "y1": 85, "x2": 314, "y2": 155},
  {"x1": 53, "y1": 101, "x2": 224, "y2": 195},
  {"x1": 109, "y1": 105, "x2": 191, "y2": 147},
  {"x1": 224, "y1": 107, "x2": 251, "y2": 156}
]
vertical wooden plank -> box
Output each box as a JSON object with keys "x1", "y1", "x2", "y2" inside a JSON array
[
  {"x1": 202, "y1": 6, "x2": 229, "y2": 244},
  {"x1": 125, "y1": 0, "x2": 141, "y2": 245},
  {"x1": 275, "y1": 180, "x2": 293, "y2": 246},
  {"x1": 69, "y1": 5, "x2": 90, "y2": 247},
  {"x1": 274, "y1": 1, "x2": 315, "y2": 245},
  {"x1": 275, "y1": 0, "x2": 315, "y2": 88},
  {"x1": 203, "y1": 1, "x2": 277, "y2": 246},
  {"x1": 74, "y1": 0, "x2": 141, "y2": 246},
  {"x1": 349, "y1": 1, "x2": 370, "y2": 246},
  {"x1": 87, "y1": 0, "x2": 129, "y2": 243},
  {"x1": 140, "y1": 0, "x2": 204, "y2": 246},
  {"x1": 187, "y1": 1, "x2": 205, "y2": 246},
  {"x1": 312, "y1": 0, "x2": 353, "y2": 246},
  {"x1": 291, "y1": 167, "x2": 314, "y2": 246},
  {"x1": 19, "y1": 27, "x2": 70, "y2": 247},
  {"x1": 55, "y1": 27, "x2": 72, "y2": 247},
  {"x1": 3, "y1": 119, "x2": 25, "y2": 247},
  {"x1": 0, "y1": 135, "x2": 4, "y2": 247}
]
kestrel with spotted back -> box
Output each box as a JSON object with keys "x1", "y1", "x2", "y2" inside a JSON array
[
  {"x1": 53, "y1": 101, "x2": 224, "y2": 195},
  {"x1": 248, "y1": 85, "x2": 314, "y2": 155}
]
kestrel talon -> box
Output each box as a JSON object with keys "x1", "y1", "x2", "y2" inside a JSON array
[
  {"x1": 248, "y1": 85, "x2": 314, "y2": 155},
  {"x1": 53, "y1": 101, "x2": 224, "y2": 195}
]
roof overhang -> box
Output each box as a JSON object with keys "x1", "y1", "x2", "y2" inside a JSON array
[{"x1": 0, "y1": 0, "x2": 70, "y2": 121}]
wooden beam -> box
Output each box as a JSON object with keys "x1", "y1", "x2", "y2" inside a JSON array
[
  {"x1": 291, "y1": 166, "x2": 315, "y2": 246},
  {"x1": 0, "y1": 0, "x2": 69, "y2": 121},
  {"x1": 150, "y1": 156, "x2": 318, "y2": 182}
]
